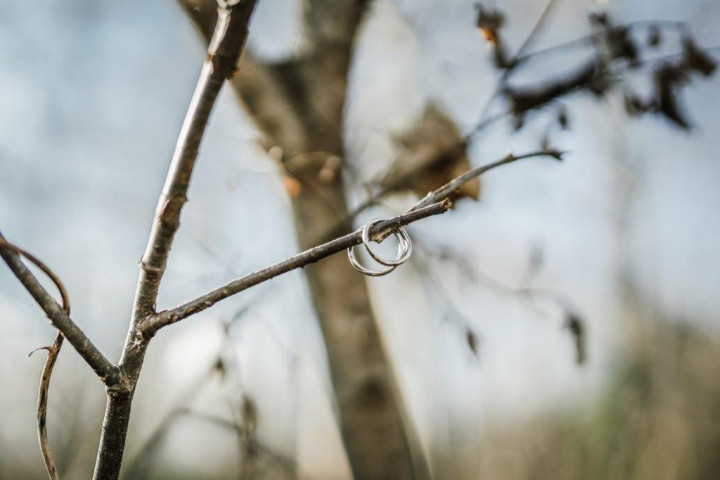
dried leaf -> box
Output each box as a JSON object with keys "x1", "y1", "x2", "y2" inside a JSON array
[
  {"x1": 466, "y1": 329, "x2": 480, "y2": 357},
  {"x1": 557, "y1": 107, "x2": 569, "y2": 129},
  {"x1": 383, "y1": 104, "x2": 480, "y2": 203},
  {"x1": 653, "y1": 63, "x2": 691, "y2": 129},
  {"x1": 475, "y1": 4, "x2": 505, "y2": 46},
  {"x1": 682, "y1": 35, "x2": 717, "y2": 77},
  {"x1": 212, "y1": 357, "x2": 226, "y2": 379},
  {"x1": 607, "y1": 26, "x2": 640, "y2": 67},
  {"x1": 588, "y1": 11, "x2": 609, "y2": 28},
  {"x1": 564, "y1": 313, "x2": 587, "y2": 365},
  {"x1": 623, "y1": 93, "x2": 647, "y2": 117}
]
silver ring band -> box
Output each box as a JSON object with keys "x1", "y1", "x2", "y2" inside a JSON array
[
  {"x1": 361, "y1": 219, "x2": 412, "y2": 267},
  {"x1": 347, "y1": 218, "x2": 413, "y2": 276}
]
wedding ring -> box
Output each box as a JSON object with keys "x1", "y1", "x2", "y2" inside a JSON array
[
  {"x1": 361, "y1": 219, "x2": 412, "y2": 266},
  {"x1": 347, "y1": 218, "x2": 413, "y2": 276}
]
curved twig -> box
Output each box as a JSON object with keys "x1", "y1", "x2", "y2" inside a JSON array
[
  {"x1": 0, "y1": 239, "x2": 71, "y2": 480},
  {"x1": 36, "y1": 332, "x2": 64, "y2": 480}
]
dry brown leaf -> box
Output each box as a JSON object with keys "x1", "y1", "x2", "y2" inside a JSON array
[{"x1": 381, "y1": 104, "x2": 480, "y2": 205}]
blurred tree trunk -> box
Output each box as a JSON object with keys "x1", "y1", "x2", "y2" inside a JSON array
[{"x1": 179, "y1": 1, "x2": 423, "y2": 478}]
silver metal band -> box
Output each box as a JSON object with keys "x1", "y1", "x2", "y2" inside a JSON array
[{"x1": 347, "y1": 218, "x2": 413, "y2": 276}]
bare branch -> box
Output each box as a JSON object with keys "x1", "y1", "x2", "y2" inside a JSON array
[
  {"x1": 152, "y1": 200, "x2": 451, "y2": 329},
  {"x1": 0, "y1": 235, "x2": 121, "y2": 386},
  {"x1": 133, "y1": 0, "x2": 258, "y2": 320},
  {"x1": 154, "y1": 148, "x2": 562, "y2": 330},
  {"x1": 92, "y1": 5, "x2": 259, "y2": 479},
  {"x1": 179, "y1": 0, "x2": 307, "y2": 152},
  {"x1": 413, "y1": 149, "x2": 563, "y2": 210}
]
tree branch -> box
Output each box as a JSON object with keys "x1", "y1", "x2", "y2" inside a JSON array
[
  {"x1": 92, "y1": 4, "x2": 259, "y2": 480},
  {"x1": 152, "y1": 148, "x2": 562, "y2": 331},
  {"x1": 152, "y1": 200, "x2": 451, "y2": 329},
  {"x1": 179, "y1": 0, "x2": 308, "y2": 153},
  {"x1": 0, "y1": 235, "x2": 121, "y2": 386},
  {"x1": 132, "y1": 0, "x2": 258, "y2": 320},
  {"x1": 0, "y1": 234, "x2": 116, "y2": 479},
  {"x1": 413, "y1": 149, "x2": 564, "y2": 210},
  {"x1": 319, "y1": 147, "x2": 560, "y2": 243}
]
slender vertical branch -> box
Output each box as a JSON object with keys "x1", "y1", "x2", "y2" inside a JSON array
[
  {"x1": 132, "y1": 0, "x2": 257, "y2": 321},
  {"x1": 92, "y1": 3, "x2": 258, "y2": 480}
]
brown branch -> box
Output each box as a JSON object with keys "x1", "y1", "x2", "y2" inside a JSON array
[
  {"x1": 35, "y1": 332, "x2": 63, "y2": 480},
  {"x1": 132, "y1": 0, "x2": 258, "y2": 321},
  {"x1": 179, "y1": 0, "x2": 308, "y2": 153},
  {"x1": 152, "y1": 200, "x2": 451, "y2": 329},
  {"x1": 153, "y1": 149, "x2": 563, "y2": 331},
  {"x1": 92, "y1": 3, "x2": 259, "y2": 480},
  {"x1": 0, "y1": 235, "x2": 121, "y2": 386}
]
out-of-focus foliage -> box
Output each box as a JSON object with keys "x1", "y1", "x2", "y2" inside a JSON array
[{"x1": 442, "y1": 314, "x2": 720, "y2": 480}]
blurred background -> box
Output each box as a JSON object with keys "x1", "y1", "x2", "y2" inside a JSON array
[{"x1": 1, "y1": 0, "x2": 719, "y2": 478}]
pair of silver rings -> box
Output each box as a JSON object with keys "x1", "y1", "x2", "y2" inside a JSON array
[{"x1": 347, "y1": 219, "x2": 413, "y2": 276}]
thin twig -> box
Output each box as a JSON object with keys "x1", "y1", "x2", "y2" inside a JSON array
[
  {"x1": 319, "y1": 1, "x2": 563, "y2": 239},
  {"x1": 175, "y1": 408, "x2": 300, "y2": 476},
  {"x1": 0, "y1": 236, "x2": 120, "y2": 388},
  {"x1": 512, "y1": 19, "x2": 690, "y2": 68},
  {"x1": 36, "y1": 332, "x2": 64, "y2": 480},
  {"x1": 470, "y1": 0, "x2": 560, "y2": 136},
  {"x1": 514, "y1": 0, "x2": 559, "y2": 61},
  {"x1": 0, "y1": 237, "x2": 73, "y2": 480},
  {"x1": 412, "y1": 149, "x2": 563, "y2": 210},
  {"x1": 152, "y1": 200, "x2": 451, "y2": 329},
  {"x1": 154, "y1": 149, "x2": 562, "y2": 330}
]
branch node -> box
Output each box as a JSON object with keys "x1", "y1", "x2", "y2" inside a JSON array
[{"x1": 106, "y1": 370, "x2": 132, "y2": 397}]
